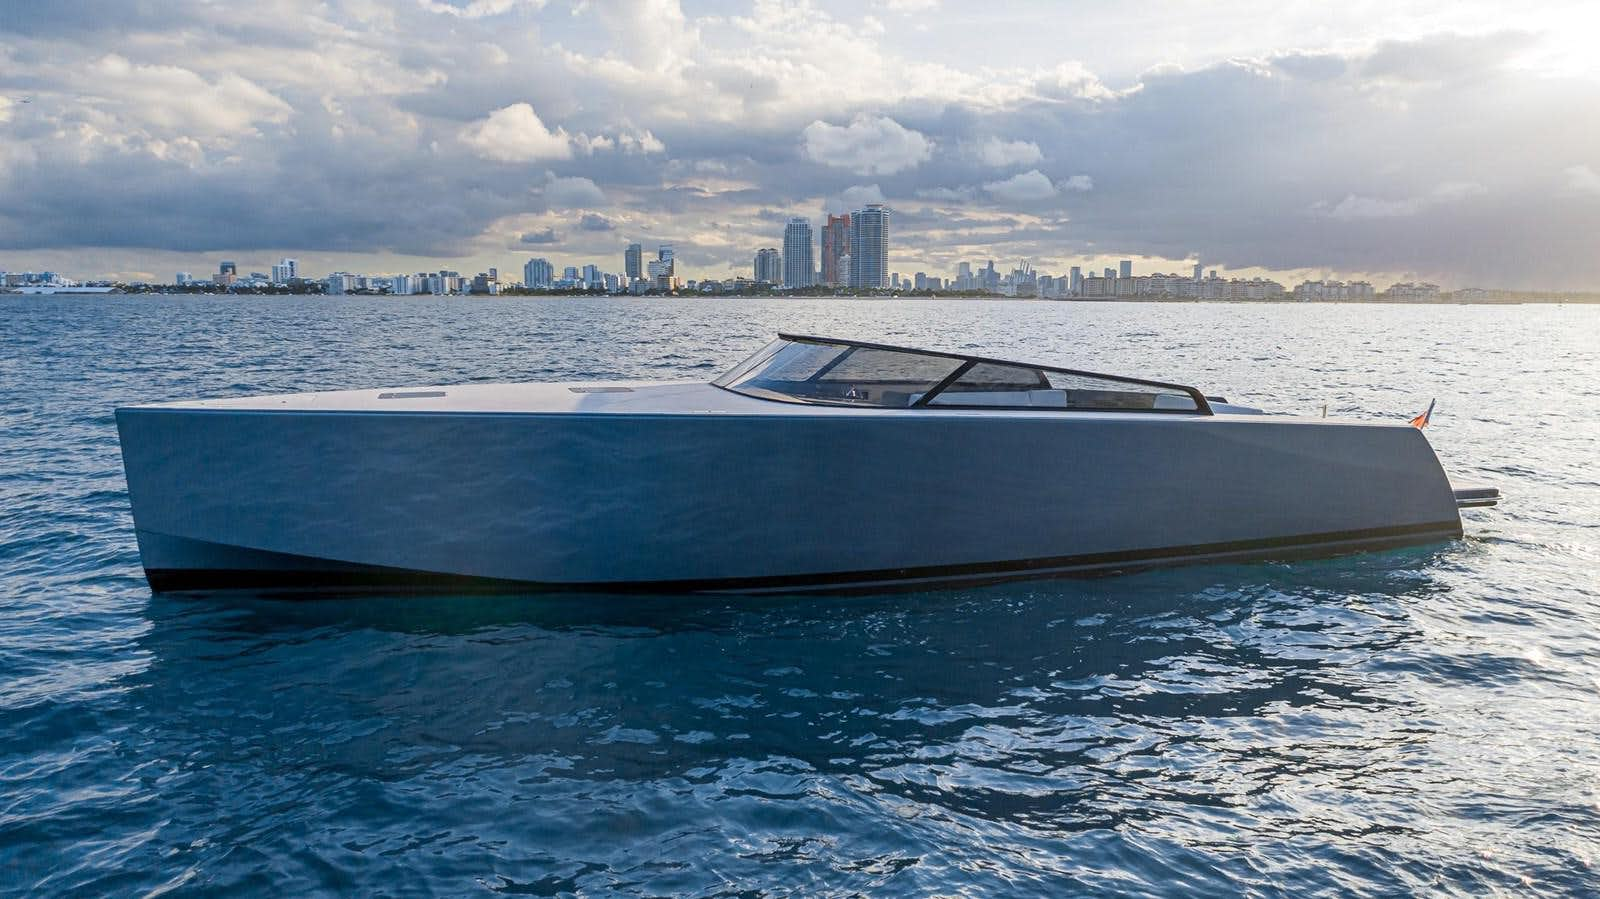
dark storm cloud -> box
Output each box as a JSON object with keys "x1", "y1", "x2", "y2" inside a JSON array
[{"x1": 520, "y1": 228, "x2": 561, "y2": 244}]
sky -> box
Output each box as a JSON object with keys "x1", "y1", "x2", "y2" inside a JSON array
[{"x1": 2, "y1": 0, "x2": 1600, "y2": 289}]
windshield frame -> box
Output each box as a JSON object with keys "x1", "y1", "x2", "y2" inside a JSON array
[{"x1": 712, "y1": 334, "x2": 1214, "y2": 415}]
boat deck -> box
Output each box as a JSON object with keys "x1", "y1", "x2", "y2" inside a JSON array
[{"x1": 135, "y1": 380, "x2": 1310, "y2": 421}]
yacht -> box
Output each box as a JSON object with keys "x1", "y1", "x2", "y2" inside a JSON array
[{"x1": 116, "y1": 334, "x2": 1497, "y2": 594}]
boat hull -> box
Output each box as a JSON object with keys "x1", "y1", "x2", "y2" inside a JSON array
[{"x1": 117, "y1": 407, "x2": 1463, "y2": 594}]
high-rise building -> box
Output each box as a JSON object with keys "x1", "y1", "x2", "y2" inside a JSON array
[
  {"x1": 1192, "y1": 261, "x2": 1203, "y2": 282},
  {"x1": 1070, "y1": 266, "x2": 1083, "y2": 295},
  {"x1": 1119, "y1": 259, "x2": 1133, "y2": 279},
  {"x1": 648, "y1": 245, "x2": 678, "y2": 290},
  {"x1": 820, "y1": 214, "x2": 850, "y2": 286},
  {"x1": 981, "y1": 260, "x2": 1000, "y2": 292},
  {"x1": 582, "y1": 264, "x2": 602, "y2": 289},
  {"x1": 754, "y1": 248, "x2": 782, "y2": 284},
  {"x1": 625, "y1": 243, "x2": 643, "y2": 282},
  {"x1": 271, "y1": 258, "x2": 298, "y2": 284},
  {"x1": 523, "y1": 257, "x2": 554, "y2": 289},
  {"x1": 175, "y1": 272, "x2": 192, "y2": 285},
  {"x1": 1104, "y1": 267, "x2": 1115, "y2": 280},
  {"x1": 782, "y1": 218, "x2": 814, "y2": 288},
  {"x1": 848, "y1": 204, "x2": 889, "y2": 289}
]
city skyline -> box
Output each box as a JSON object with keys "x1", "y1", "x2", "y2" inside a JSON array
[
  {"x1": 8, "y1": 242, "x2": 1557, "y2": 306},
  {"x1": 3, "y1": 2, "x2": 1600, "y2": 290}
]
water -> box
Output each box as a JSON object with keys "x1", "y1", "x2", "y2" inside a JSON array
[{"x1": 2, "y1": 294, "x2": 1598, "y2": 896}]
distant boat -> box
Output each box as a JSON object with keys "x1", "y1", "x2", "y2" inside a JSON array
[{"x1": 116, "y1": 334, "x2": 1497, "y2": 595}]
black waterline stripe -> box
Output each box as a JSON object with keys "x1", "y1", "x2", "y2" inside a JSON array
[{"x1": 144, "y1": 520, "x2": 1463, "y2": 595}]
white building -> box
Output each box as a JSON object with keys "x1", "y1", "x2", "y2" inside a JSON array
[
  {"x1": 1386, "y1": 282, "x2": 1441, "y2": 301},
  {"x1": 754, "y1": 248, "x2": 782, "y2": 284},
  {"x1": 782, "y1": 218, "x2": 814, "y2": 288},
  {"x1": 848, "y1": 204, "x2": 889, "y2": 289},
  {"x1": 523, "y1": 258, "x2": 554, "y2": 289}
]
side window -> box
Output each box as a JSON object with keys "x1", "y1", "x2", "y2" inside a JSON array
[
  {"x1": 924, "y1": 362, "x2": 1048, "y2": 407},
  {"x1": 928, "y1": 363, "x2": 1199, "y2": 411},
  {"x1": 1041, "y1": 371, "x2": 1199, "y2": 411}
]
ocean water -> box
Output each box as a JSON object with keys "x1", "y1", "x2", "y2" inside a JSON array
[{"x1": 2, "y1": 294, "x2": 1598, "y2": 896}]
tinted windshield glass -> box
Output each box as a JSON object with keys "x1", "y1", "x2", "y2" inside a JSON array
[
  {"x1": 714, "y1": 338, "x2": 962, "y2": 407},
  {"x1": 928, "y1": 364, "x2": 1199, "y2": 411},
  {"x1": 715, "y1": 337, "x2": 1208, "y2": 413}
]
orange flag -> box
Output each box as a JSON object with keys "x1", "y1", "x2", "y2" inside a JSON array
[{"x1": 1410, "y1": 399, "x2": 1435, "y2": 429}]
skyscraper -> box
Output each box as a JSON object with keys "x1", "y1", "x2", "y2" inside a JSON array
[
  {"x1": 848, "y1": 204, "x2": 889, "y2": 289},
  {"x1": 1119, "y1": 259, "x2": 1133, "y2": 279},
  {"x1": 523, "y1": 257, "x2": 554, "y2": 288},
  {"x1": 1070, "y1": 266, "x2": 1082, "y2": 295},
  {"x1": 625, "y1": 243, "x2": 643, "y2": 282},
  {"x1": 820, "y1": 214, "x2": 850, "y2": 286},
  {"x1": 1192, "y1": 261, "x2": 1203, "y2": 282},
  {"x1": 783, "y1": 218, "x2": 814, "y2": 288},
  {"x1": 582, "y1": 264, "x2": 602, "y2": 289},
  {"x1": 754, "y1": 248, "x2": 782, "y2": 284},
  {"x1": 648, "y1": 245, "x2": 678, "y2": 290}
]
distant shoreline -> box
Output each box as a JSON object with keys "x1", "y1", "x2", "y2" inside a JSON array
[{"x1": 6, "y1": 290, "x2": 1599, "y2": 305}]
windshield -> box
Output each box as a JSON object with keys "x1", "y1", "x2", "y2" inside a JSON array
[
  {"x1": 713, "y1": 338, "x2": 964, "y2": 407},
  {"x1": 713, "y1": 336, "x2": 1211, "y2": 413}
]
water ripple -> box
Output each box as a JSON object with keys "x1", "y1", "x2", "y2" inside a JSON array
[{"x1": 1, "y1": 295, "x2": 1598, "y2": 895}]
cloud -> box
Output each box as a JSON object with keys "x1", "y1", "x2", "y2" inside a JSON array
[
  {"x1": 418, "y1": 0, "x2": 546, "y2": 18},
  {"x1": 983, "y1": 170, "x2": 1057, "y2": 203},
  {"x1": 879, "y1": 0, "x2": 939, "y2": 10},
  {"x1": 1029, "y1": 62, "x2": 1114, "y2": 101},
  {"x1": 917, "y1": 186, "x2": 976, "y2": 202},
  {"x1": 4, "y1": 9, "x2": 1600, "y2": 290},
  {"x1": 579, "y1": 212, "x2": 615, "y2": 231},
  {"x1": 616, "y1": 130, "x2": 665, "y2": 154},
  {"x1": 1564, "y1": 165, "x2": 1600, "y2": 196},
  {"x1": 461, "y1": 103, "x2": 573, "y2": 162},
  {"x1": 973, "y1": 137, "x2": 1043, "y2": 168},
  {"x1": 540, "y1": 172, "x2": 606, "y2": 208},
  {"x1": 1363, "y1": 31, "x2": 1537, "y2": 82},
  {"x1": 802, "y1": 115, "x2": 931, "y2": 175},
  {"x1": 1313, "y1": 181, "x2": 1487, "y2": 220},
  {"x1": 82, "y1": 54, "x2": 292, "y2": 138},
  {"x1": 519, "y1": 227, "x2": 561, "y2": 244},
  {"x1": 823, "y1": 184, "x2": 887, "y2": 214}
]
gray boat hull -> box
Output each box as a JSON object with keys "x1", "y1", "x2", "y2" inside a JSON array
[{"x1": 117, "y1": 406, "x2": 1463, "y2": 594}]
